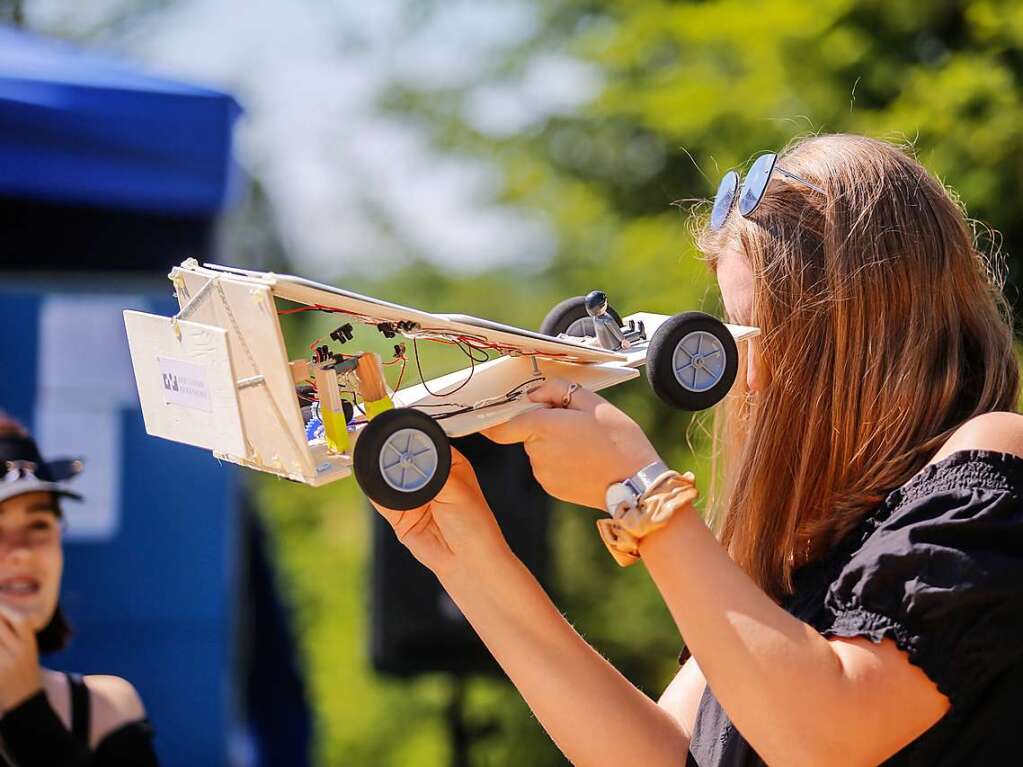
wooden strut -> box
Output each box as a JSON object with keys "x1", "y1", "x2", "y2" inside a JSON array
[
  {"x1": 355, "y1": 353, "x2": 389, "y2": 401},
  {"x1": 209, "y1": 279, "x2": 309, "y2": 474}
]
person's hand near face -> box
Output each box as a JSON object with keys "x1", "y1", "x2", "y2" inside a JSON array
[
  {"x1": 0, "y1": 605, "x2": 42, "y2": 712},
  {"x1": 0, "y1": 491, "x2": 61, "y2": 712}
]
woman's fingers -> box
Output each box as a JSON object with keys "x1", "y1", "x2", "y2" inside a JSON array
[
  {"x1": 369, "y1": 498, "x2": 410, "y2": 527},
  {"x1": 482, "y1": 378, "x2": 609, "y2": 446},
  {"x1": 479, "y1": 408, "x2": 547, "y2": 445},
  {"x1": 0, "y1": 605, "x2": 30, "y2": 640},
  {"x1": 480, "y1": 407, "x2": 585, "y2": 446},
  {"x1": 525, "y1": 377, "x2": 603, "y2": 414},
  {"x1": 0, "y1": 606, "x2": 24, "y2": 649}
]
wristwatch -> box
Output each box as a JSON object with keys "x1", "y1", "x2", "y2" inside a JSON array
[{"x1": 604, "y1": 459, "x2": 670, "y2": 516}]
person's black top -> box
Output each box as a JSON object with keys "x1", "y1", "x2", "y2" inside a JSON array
[
  {"x1": 0, "y1": 672, "x2": 158, "y2": 766},
  {"x1": 684, "y1": 449, "x2": 1023, "y2": 766}
]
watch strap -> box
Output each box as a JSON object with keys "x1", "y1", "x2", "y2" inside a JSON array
[
  {"x1": 625, "y1": 459, "x2": 670, "y2": 495},
  {"x1": 598, "y1": 469, "x2": 698, "y2": 567}
]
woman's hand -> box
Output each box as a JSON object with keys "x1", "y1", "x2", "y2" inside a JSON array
[
  {"x1": 481, "y1": 377, "x2": 662, "y2": 509},
  {"x1": 369, "y1": 446, "x2": 510, "y2": 578},
  {"x1": 0, "y1": 605, "x2": 43, "y2": 712}
]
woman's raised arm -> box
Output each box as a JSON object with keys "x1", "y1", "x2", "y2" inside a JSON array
[
  {"x1": 440, "y1": 543, "x2": 691, "y2": 766},
  {"x1": 640, "y1": 508, "x2": 948, "y2": 766},
  {"x1": 371, "y1": 448, "x2": 695, "y2": 766},
  {"x1": 483, "y1": 378, "x2": 951, "y2": 765}
]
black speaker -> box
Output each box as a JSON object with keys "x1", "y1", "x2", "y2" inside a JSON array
[{"x1": 369, "y1": 433, "x2": 551, "y2": 676}]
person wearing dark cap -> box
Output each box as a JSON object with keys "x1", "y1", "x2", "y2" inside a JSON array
[{"x1": 0, "y1": 413, "x2": 158, "y2": 766}]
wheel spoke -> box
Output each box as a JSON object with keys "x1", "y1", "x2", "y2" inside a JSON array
[{"x1": 407, "y1": 461, "x2": 430, "y2": 480}]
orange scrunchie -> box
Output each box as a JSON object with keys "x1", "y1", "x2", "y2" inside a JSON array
[{"x1": 596, "y1": 470, "x2": 699, "y2": 567}]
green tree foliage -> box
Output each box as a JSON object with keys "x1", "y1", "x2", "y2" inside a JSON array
[{"x1": 258, "y1": 2, "x2": 1023, "y2": 763}]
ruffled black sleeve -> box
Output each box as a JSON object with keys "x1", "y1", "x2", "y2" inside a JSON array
[{"x1": 821, "y1": 450, "x2": 1023, "y2": 709}]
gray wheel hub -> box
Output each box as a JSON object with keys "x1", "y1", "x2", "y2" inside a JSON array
[
  {"x1": 565, "y1": 317, "x2": 590, "y2": 336},
  {"x1": 379, "y1": 428, "x2": 438, "y2": 492},
  {"x1": 672, "y1": 330, "x2": 726, "y2": 392}
]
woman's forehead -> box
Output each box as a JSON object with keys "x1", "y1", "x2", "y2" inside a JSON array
[{"x1": 0, "y1": 490, "x2": 59, "y2": 516}]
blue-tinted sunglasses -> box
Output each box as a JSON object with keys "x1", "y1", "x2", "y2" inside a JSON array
[{"x1": 710, "y1": 152, "x2": 824, "y2": 230}]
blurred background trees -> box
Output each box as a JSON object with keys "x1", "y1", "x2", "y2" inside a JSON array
[{"x1": 9, "y1": 0, "x2": 1023, "y2": 763}]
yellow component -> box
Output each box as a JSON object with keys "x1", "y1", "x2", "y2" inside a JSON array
[
  {"x1": 315, "y1": 365, "x2": 351, "y2": 455},
  {"x1": 322, "y1": 407, "x2": 350, "y2": 454},
  {"x1": 364, "y1": 396, "x2": 394, "y2": 420}
]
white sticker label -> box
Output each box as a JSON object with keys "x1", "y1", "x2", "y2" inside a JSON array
[{"x1": 157, "y1": 356, "x2": 212, "y2": 412}]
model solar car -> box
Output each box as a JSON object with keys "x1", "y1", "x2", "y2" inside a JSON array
[{"x1": 123, "y1": 259, "x2": 758, "y2": 509}]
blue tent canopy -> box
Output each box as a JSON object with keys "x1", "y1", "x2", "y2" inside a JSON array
[{"x1": 0, "y1": 25, "x2": 242, "y2": 215}]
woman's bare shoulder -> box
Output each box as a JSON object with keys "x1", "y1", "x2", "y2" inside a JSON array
[
  {"x1": 82, "y1": 674, "x2": 146, "y2": 747},
  {"x1": 929, "y1": 411, "x2": 1023, "y2": 464}
]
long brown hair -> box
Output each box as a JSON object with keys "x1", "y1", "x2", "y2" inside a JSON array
[{"x1": 698, "y1": 135, "x2": 1019, "y2": 599}]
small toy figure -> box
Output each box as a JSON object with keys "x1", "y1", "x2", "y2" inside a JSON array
[{"x1": 586, "y1": 290, "x2": 630, "y2": 351}]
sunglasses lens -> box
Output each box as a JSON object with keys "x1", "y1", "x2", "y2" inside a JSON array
[
  {"x1": 738, "y1": 153, "x2": 777, "y2": 216},
  {"x1": 44, "y1": 458, "x2": 83, "y2": 482},
  {"x1": 710, "y1": 171, "x2": 739, "y2": 230}
]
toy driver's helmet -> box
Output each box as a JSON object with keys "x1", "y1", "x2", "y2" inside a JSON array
[{"x1": 585, "y1": 290, "x2": 608, "y2": 317}]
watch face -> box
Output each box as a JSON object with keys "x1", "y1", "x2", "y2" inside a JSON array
[{"x1": 605, "y1": 483, "x2": 638, "y2": 516}]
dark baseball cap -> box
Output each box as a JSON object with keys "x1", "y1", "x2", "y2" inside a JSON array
[{"x1": 0, "y1": 432, "x2": 83, "y2": 506}]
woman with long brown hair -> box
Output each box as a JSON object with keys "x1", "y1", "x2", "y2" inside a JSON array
[{"x1": 372, "y1": 134, "x2": 1023, "y2": 765}]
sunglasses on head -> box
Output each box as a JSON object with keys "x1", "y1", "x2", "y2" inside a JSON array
[
  {"x1": 710, "y1": 152, "x2": 824, "y2": 231},
  {"x1": 3, "y1": 458, "x2": 83, "y2": 483}
]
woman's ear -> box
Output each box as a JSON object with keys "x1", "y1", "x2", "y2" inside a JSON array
[{"x1": 746, "y1": 338, "x2": 766, "y2": 393}]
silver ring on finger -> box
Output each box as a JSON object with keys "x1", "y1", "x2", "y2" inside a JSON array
[{"x1": 561, "y1": 382, "x2": 580, "y2": 408}]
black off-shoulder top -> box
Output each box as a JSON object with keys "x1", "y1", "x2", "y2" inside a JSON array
[
  {"x1": 0, "y1": 672, "x2": 157, "y2": 766},
  {"x1": 684, "y1": 450, "x2": 1023, "y2": 766}
]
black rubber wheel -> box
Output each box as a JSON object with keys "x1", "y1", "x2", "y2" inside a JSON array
[
  {"x1": 539, "y1": 296, "x2": 623, "y2": 338},
  {"x1": 353, "y1": 408, "x2": 452, "y2": 510},
  {"x1": 645, "y1": 312, "x2": 738, "y2": 411}
]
